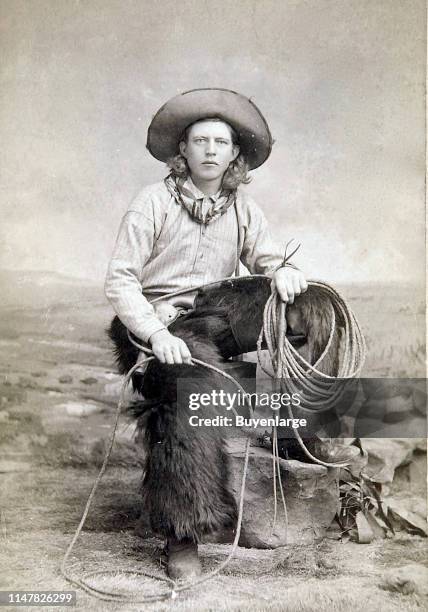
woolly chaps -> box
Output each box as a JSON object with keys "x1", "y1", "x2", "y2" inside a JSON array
[{"x1": 108, "y1": 277, "x2": 343, "y2": 542}]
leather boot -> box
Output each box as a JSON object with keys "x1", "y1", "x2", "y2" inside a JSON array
[{"x1": 166, "y1": 537, "x2": 202, "y2": 581}]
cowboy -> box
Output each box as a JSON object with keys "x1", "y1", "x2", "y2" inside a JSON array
[
  {"x1": 105, "y1": 88, "x2": 307, "y2": 363},
  {"x1": 104, "y1": 88, "x2": 308, "y2": 578}
]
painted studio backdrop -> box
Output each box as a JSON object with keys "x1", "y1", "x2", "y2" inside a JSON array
[
  {"x1": 0, "y1": 2, "x2": 427, "y2": 608},
  {"x1": 1, "y1": 0, "x2": 426, "y2": 376}
]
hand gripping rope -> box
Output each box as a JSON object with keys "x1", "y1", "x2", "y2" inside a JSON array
[{"x1": 60, "y1": 269, "x2": 366, "y2": 603}]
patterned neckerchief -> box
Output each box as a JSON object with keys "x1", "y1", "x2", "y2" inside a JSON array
[{"x1": 164, "y1": 174, "x2": 236, "y2": 225}]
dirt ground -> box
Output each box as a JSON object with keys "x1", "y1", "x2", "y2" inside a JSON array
[{"x1": 0, "y1": 273, "x2": 427, "y2": 611}]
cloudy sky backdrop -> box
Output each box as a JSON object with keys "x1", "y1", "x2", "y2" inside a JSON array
[{"x1": 1, "y1": 0, "x2": 425, "y2": 287}]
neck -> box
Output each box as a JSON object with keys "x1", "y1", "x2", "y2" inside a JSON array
[{"x1": 190, "y1": 174, "x2": 223, "y2": 196}]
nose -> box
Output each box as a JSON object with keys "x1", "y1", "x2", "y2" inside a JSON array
[{"x1": 205, "y1": 139, "x2": 217, "y2": 156}]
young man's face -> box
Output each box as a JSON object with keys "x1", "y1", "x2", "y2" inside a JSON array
[{"x1": 179, "y1": 120, "x2": 240, "y2": 186}]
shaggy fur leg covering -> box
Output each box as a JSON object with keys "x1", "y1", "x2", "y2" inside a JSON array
[
  {"x1": 137, "y1": 333, "x2": 238, "y2": 542},
  {"x1": 142, "y1": 401, "x2": 237, "y2": 542}
]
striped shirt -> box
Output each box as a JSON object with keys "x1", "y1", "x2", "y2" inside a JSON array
[{"x1": 105, "y1": 177, "x2": 288, "y2": 342}]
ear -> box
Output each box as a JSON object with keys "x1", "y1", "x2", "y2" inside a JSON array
[
  {"x1": 232, "y1": 144, "x2": 240, "y2": 161},
  {"x1": 179, "y1": 140, "x2": 187, "y2": 158}
]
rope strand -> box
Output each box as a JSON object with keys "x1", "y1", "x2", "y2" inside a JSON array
[
  {"x1": 259, "y1": 280, "x2": 366, "y2": 467},
  {"x1": 60, "y1": 348, "x2": 254, "y2": 604},
  {"x1": 60, "y1": 274, "x2": 365, "y2": 602}
]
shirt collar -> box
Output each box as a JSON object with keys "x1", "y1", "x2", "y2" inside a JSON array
[{"x1": 184, "y1": 176, "x2": 221, "y2": 202}]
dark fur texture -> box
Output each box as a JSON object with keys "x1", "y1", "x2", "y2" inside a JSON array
[
  {"x1": 107, "y1": 276, "x2": 344, "y2": 541},
  {"x1": 139, "y1": 354, "x2": 238, "y2": 541},
  {"x1": 120, "y1": 329, "x2": 238, "y2": 542},
  {"x1": 286, "y1": 288, "x2": 343, "y2": 376}
]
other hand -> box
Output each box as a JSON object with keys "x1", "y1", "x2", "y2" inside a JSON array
[
  {"x1": 150, "y1": 329, "x2": 193, "y2": 365},
  {"x1": 271, "y1": 267, "x2": 308, "y2": 304}
]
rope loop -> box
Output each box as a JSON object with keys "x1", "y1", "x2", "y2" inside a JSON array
[
  {"x1": 61, "y1": 274, "x2": 366, "y2": 602},
  {"x1": 259, "y1": 280, "x2": 366, "y2": 468}
]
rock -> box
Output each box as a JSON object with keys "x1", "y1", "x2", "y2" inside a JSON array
[
  {"x1": 228, "y1": 441, "x2": 339, "y2": 548},
  {"x1": 380, "y1": 564, "x2": 428, "y2": 596},
  {"x1": 31, "y1": 371, "x2": 47, "y2": 378},
  {"x1": 361, "y1": 439, "x2": 424, "y2": 484},
  {"x1": 415, "y1": 438, "x2": 427, "y2": 452},
  {"x1": 408, "y1": 451, "x2": 427, "y2": 494},
  {"x1": 413, "y1": 384, "x2": 427, "y2": 416},
  {"x1": 357, "y1": 394, "x2": 414, "y2": 423},
  {"x1": 58, "y1": 375, "x2": 73, "y2": 384},
  {"x1": 361, "y1": 379, "x2": 413, "y2": 400},
  {"x1": 0, "y1": 410, "x2": 9, "y2": 421},
  {"x1": 355, "y1": 511, "x2": 375, "y2": 543},
  {"x1": 385, "y1": 497, "x2": 428, "y2": 536},
  {"x1": 58, "y1": 401, "x2": 104, "y2": 417},
  {"x1": 18, "y1": 376, "x2": 38, "y2": 390},
  {"x1": 80, "y1": 377, "x2": 98, "y2": 385}
]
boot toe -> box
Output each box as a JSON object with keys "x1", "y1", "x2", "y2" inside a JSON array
[
  {"x1": 166, "y1": 539, "x2": 202, "y2": 581},
  {"x1": 167, "y1": 559, "x2": 202, "y2": 581}
]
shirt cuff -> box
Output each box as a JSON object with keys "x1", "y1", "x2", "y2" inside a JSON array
[{"x1": 137, "y1": 318, "x2": 167, "y2": 344}]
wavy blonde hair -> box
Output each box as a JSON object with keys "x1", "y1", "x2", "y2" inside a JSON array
[{"x1": 166, "y1": 118, "x2": 251, "y2": 190}]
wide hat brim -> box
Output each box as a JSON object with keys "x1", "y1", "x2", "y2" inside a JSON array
[{"x1": 146, "y1": 88, "x2": 273, "y2": 170}]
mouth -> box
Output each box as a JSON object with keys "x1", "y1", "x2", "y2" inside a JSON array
[{"x1": 202, "y1": 162, "x2": 218, "y2": 166}]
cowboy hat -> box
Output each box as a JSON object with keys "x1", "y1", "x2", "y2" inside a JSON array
[{"x1": 146, "y1": 88, "x2": 273, "y2": 170}]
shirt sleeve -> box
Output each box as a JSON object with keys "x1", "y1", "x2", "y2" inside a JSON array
[
  {"x1": 239, "y1": 195, "x2": 298, "y2": 276},
  {"x1": 104, "y1": 208, "x2": 166, "y2": 343}
]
